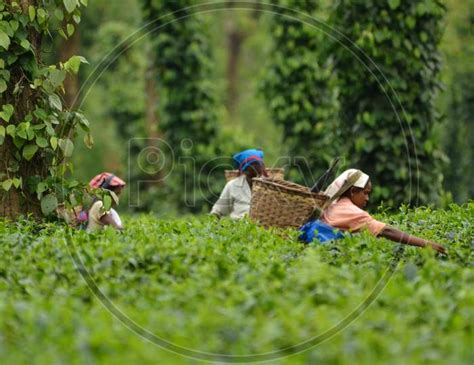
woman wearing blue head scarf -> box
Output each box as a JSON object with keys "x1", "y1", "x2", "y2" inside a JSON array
[{"x1": 211, "y1": 149, "x2": 268, "y2": 219}]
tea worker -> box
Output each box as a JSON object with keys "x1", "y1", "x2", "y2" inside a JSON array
[
  {"x1": 87, "y1": 172, "x2": 126, "y2": 231},
  {"x1": 301, "y1": 169, "x2": 446, "y2": 254},
  {"x1": 211, "y1": 148, "x2": 268, "y2": 219}
]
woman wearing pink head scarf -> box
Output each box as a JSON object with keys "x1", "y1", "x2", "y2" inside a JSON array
[{"x1": 320, "y1": 169, "x2": 446, "y2": 253}]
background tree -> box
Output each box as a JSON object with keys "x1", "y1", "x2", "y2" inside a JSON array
[
  {"x1": 438, "y1": 0, "x2": 473, "y2": 203},
  {"x1": 0, "y1": 0, "x2": 90, "y2": 218},
  {"x1": 261, "y1": 0, "x2": 340, "y2": 186},
  {"x1": 331, "y1": 0, "x2": 446, "y2": 207},
  {"x1": 142, "y1": 0, "x2": 242, "y2": 213}
]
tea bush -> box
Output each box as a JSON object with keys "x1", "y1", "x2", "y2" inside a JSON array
[{"x1": 0, "y1": 203, "x2": 472, "y2": 364}]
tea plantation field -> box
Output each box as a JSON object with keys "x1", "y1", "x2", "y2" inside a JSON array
[{"x1": 0, "y1": 203, "x2": 472, "y2": 364}]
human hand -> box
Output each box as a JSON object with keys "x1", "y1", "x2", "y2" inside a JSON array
[{"x1": 428, "y1": 242, "x2": 447, "y2": 255}]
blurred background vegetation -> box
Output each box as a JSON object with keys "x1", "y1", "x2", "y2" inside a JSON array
[{"x1": 49, "y1": 0, "x2": 471, "y2": 214}]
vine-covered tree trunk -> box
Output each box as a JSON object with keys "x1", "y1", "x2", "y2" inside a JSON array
[
  {"x1": 0, "y1": 0, "x2": 89, "y2": 219},
  {"x1": 0, "y1": 0, "x2": 42, "y2": 218},
  {"x1": 142, "y1": 0, "x2": 221, "y2": 212}
]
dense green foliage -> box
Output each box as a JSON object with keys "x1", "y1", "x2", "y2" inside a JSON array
[
  {"x1": 261, "y1": 0, "x2": 340, "y2": 185},
  {"x1": 0, "y1": 0, "x2": 94, "y2": 216},
  {"x1": 64, "y1": 0, "x2": 471, "y2": 212},
  {"x1": 331, "y1": 0, "x2": 446, "y2": 206},
  {"x1": 142, "y1": 0, "x2": 238, "y2": 213},
  {"x1": 2, "y1": 0, "x2": 471, "y2": 215},
  {"x1": 439, "y1": 0, "x2": 474, "y2": 203},
  {"x1": 0, "y1": 203, "x2": 472, "y2": 363}
]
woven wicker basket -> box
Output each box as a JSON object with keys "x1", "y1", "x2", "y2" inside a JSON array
[
  {"x1": 225, "y1": 168, "x2": 285, "y2": 182},
  {"x1": 249, "y1": 178, "x2": 328, "y2": 228}
]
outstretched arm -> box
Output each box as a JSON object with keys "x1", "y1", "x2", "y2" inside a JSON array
[{"x1": 379, "y1": 226, "x2": 446, "y2": 254}]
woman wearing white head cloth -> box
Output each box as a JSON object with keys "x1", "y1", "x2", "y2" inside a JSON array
[{"x1": 320, "y1": 169, "x2": 446, "y2": 253}]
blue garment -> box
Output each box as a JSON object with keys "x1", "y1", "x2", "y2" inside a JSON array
[
  {"x1": 299, "y1": 219, "x2": 345, "y2": 244},
  {"x1": 233, "y1": 149, "x2": 264, "y2": 172}
]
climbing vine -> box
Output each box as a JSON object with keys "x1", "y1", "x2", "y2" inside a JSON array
[{"x1": 0, "y1": 0, "x2": 100, "y2": 218}]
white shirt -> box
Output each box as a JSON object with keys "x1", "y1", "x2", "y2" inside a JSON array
[
  {"x1": 211, "y1": 175, "x2": 252, "y2": 219},
  {"x1": 87, "y1": 200, "x2": 123, "y2": 232}
]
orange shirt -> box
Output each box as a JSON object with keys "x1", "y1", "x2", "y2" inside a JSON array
[{"x1": 321, "y1": 197, "x2": 386, "y2": 236}]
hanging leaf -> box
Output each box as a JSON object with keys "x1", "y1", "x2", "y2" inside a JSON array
[
  {"x1": 37, "y1": 8, "x2": 47, "y2": 24},
  {"x1": 0, "y1": 104, "x2": 13, "y2": 122},
  {"x1": 13, "y1": 136, "x2": 24, "y2": 149},
  {"x1": 83, "y1": 133, "x2": 93, "y2": 149},
  {"x1": 63, "y1": 0, "x2": 77, "y2": 13},
  {"x1": 41, "y1": 194, "x2": 58, "y2": 215},
  {"x1": 63, "y1": 55, "x2": 88, "y2": 75},
  {"x1": 2, "y1": 179, "x2": 12, "y2": 191},
  {"x1": 36, "y1": 136, "x2": 49, "y2": 148},
  {"x1": 6, "y1": 124, "x2": 15, "y2": 137},
  {"x1": 0, "y1": 30, "x2": 10, "y2": 50},
  {"x1": 0, "y1": 79, "x2": 7, "y2": 93},
  {"x1": 12, "y1": 178, "x2": 22, "y2": 189},
  {"x1": 58, "y1": 138, "x2": 74, "y2": 157},
  {"x1": 28, "y1": 5, "x2": 36, "y2": 21},
  {"x1": 67, "y1": 23, "x2": 75, "y2": 37},
  {"x1": 20, "y1": 39, "x2": 30, "y2": 50},
  {"x1": 48, "y1": 94, "x2": 62, "y2": 111},
  {"x1": 54, "y1": 8, "x2": 64, "y2": 21},
  {"x1": 50, "y1": 136, "x2": 58, "y2": 150},
  {"x1": 22, "y1": 144, "x2": 39, "y2": 161},
  {"x1": 388, "y1": 0, "x2": 401, "y2": 10},
  {"x1": 0, "y1": 125, "x2": 5, "y2": 145},
  {"x1": 49, "y1": 69, "x2": 66, "y2": 87}
]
